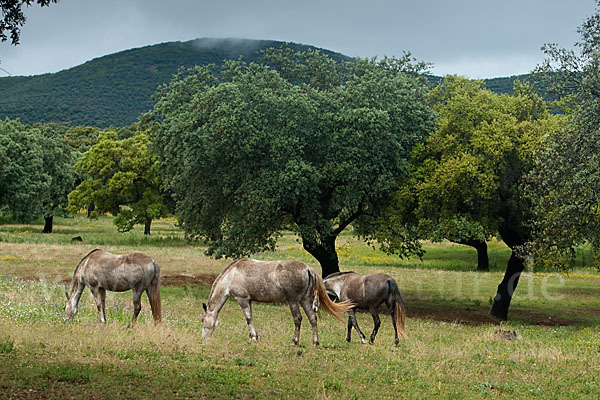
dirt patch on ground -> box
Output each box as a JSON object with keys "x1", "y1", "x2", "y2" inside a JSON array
[
  {"x1": 160, "y1": 274, "x2": 217, "y2": 287},
  {"x1": 403, "y1": 301, "x2": 497, "y2": 326},
  {"x1": 405, "y1": 303, "x2": 582, "y2": 327}
]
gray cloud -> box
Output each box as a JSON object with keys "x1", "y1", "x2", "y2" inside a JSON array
[{"x1": 0, "y1": 0, "x2": 595, "y2": 78}]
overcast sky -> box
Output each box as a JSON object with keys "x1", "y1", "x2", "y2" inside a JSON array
[{"x1": 0, "y1": 0, "x2": 596, "y2": 78}]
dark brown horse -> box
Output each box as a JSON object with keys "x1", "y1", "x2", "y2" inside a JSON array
[
  {"x1": 324, "y1": 271, "x2": 407, "y2": 345},
  {"x1": 65, "y1": 249, "x2": 162, "y2": 327},
  {"x1": 201, "y1": 258, "x2": 352, "y2": 346}
]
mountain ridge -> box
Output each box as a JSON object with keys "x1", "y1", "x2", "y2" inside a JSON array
[{"x1": 0, "y1": 38, "x2": 543, "y2": 128}]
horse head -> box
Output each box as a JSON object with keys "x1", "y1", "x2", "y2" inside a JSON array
[
  {"x1": 64, "y1": 283, "x2": 77, "y2": 320},
  {"x1": 201, "y1": 303, "x2": 218, "y2": 339}
]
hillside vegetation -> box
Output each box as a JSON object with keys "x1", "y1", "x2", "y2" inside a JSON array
[
  {"x1": 0, "y1": 38, "x2": 350, "y2": 127},
  {"x1": 0, "y1": 38, "x2": 549, "y2": 128}
]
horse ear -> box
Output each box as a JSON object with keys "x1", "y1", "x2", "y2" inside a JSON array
[
  {"x1": 64, "y1": 284, "x2": 70, "y2": 300},
  {"x1": 202, "y1": 303, "x2": 207, "y2": 312}
]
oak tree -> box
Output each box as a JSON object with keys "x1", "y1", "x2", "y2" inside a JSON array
[
  {"x1": 0, "y1": 118, "x2": 75, "y2": 231},
  {"x1": 378, "y1": 76, "x2": 560, "y2": 319},
  {"x1": 147, "y1": 49, "x2": 437, "y2": 276},
  {"x1": 68, "y1": 130, "x2": 167, "y2": 235}
]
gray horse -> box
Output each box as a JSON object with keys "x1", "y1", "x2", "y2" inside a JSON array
[
  {"x1": 324, "y1": 271, "x2": 407, "y2": 344},
  {"x1": 201, "y1": 258, "x2": 352, "y2": 346},
  {"x1": 65, "y1": 249, "x2": 162, "y2": 327}
]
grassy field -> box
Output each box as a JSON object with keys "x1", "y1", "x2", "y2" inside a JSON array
[{"x1": 0, "y1": 215, "x2": 599, "y2": 399}]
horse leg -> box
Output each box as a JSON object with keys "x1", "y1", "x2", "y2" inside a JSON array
[
  {"x1": 90, "y1": 286, "x2": 106, "y2": 324},
  {"x1": 347, "y1": 315, "x2": 353, "y2": 342},
  {"x1": 300, "y1": 299, "x2": 319, "y2": 347},
  {"x1": 289, "y1": 302, "x2": 303, "y2": 345},
  {"x1": 99, "y1": 288, "x2": 107, "y2": 323},
  {"x1": 369, "y1": 306, "x2": 381, "y2": 344},
  {"x1": 129, "y1": 289, "x2": 143, "y2": 328},
  {"x1": 237, "y1": 298, "x2": 258, "y2": 342},
  {"x1": 348, "y1": 309, "x2": 367, "y2": 344},
  {"x1": 387, "y1": 298, "x2": 400, "y2": 345}
]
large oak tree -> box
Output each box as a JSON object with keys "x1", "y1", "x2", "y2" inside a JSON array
[
  {"x1": 147, "y1": 49, "x2": 437, "y2": 276},
  {"x1": 377, "y1": 76, "x2": 560, "y2": 319}
]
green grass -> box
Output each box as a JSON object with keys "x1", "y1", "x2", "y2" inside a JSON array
[{"x1": 0, "y1": 215, "x2": 599, "y2": 398}]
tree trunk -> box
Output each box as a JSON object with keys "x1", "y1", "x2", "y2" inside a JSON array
[
  {"x1": 302, "y1": 235, "x2": 340, "y2": 278},
  {"x1": 144, "y1": 216, "x2": 152, "y2": 235},
  {"x1": 490, "y1": 224, "x2": 527, "y2": 320},
  {"x1": 457, "y1": 239, "x2": 489, "y2": 271},
  {"x1": 42, "y1": 216, "x2": 53, "y2": 234},
  {"x1": 87, "y1": 201, "x2": 95, "y2": 218}
]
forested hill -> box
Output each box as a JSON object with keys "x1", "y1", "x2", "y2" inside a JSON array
[
  {"x1": 0, "y1": 38, "x2": 546, "y2": 127},
  {"x1": 0, "y1": 38, "x2": 350, "y2": 127}
]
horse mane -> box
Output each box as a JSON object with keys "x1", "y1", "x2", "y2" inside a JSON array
[
  {"x1": 208, "y1": 258, "x2": 246, "y2": 300},
  {"x1": 72, "y1": 249, "x2": 102, "y2": 277},
  {"x1": 325, "y1": 271, "x2": 354, "y2": 279}
]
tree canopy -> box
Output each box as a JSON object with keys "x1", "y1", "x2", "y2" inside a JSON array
[
  {"x1": 377, "y1": 76, "x2": 560, "y2": 319},
  {"x1": 68, "y1": 130, "x2": 167, "y2": 235},
  {"x1": 528, "y1": 0, "x2": 600, "y2": 268},
  {"x1": 0, "y1": 118, "x2": 75, "y2": 228},
  {"x1": 147, "y1": 49, "x2": 437, "y2": 276}
]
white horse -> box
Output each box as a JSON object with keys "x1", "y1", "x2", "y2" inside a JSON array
[
  {"x1": 201, "y1": 258, "x2": 352, "y2": 346},
  {"x1": 65, "y1": 249, "x2": 161, "y2": 327}
]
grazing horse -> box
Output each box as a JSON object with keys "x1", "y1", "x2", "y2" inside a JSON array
[
  {"x1": 201, "y1": 258, "x2": 352, "y2": 346},
  {"x1": 324, "y1": 272, "x2": 407, "y2": 345},
  {"x1": 64, "y1": 249, "x2": 162, "y2": 327}
]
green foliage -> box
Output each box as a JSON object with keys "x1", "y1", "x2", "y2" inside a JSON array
[
  {"x1": 528, "y1": 1, "x2": 600, "y2": 269},
  {"x1": 0, "y1": 0, "x2": 58, "y2": 45},
  {"x1": 378, "y1": 76, "x2": 560, "y2": 254},
  {"x1": 0, "y1": 118, "x2": 76, "y2": 222},
  {"x1": 62, "y1": 125, "x2": 100, "y2": 153},
  {"x1": 148, "y1": 48, "x2": 436, "y2": 272},
  {"x1": 68, "y1": 130, "x2": 167, "y2": 234}
]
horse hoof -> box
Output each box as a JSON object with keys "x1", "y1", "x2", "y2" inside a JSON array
[
  {"x1": 313, "y1": 341, "x2": 320, "y2": 347},
  {"x1": 362, "y1": 339, "x2": 368, "y2": 344}
]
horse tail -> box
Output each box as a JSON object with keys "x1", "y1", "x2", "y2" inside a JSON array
[
  {"x1": 388, "y1": 278, "x2": 407, "y2": 339},
  {"x1": 308, "y1": 268, "x2": 352, "y2": 322},
  {"x1": 149, "y1": 260, "x2": 162, "y2": 325}
]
